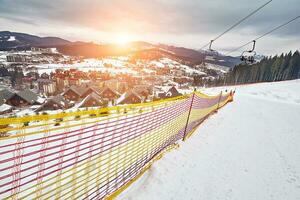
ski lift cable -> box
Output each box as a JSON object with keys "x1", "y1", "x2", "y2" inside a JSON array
[
  {"x1": 226, "y1": 15, "x2": 300, "y2": 55},
  {"x1": 200, "y1": 0, "x2": 273, "y2": 50}
]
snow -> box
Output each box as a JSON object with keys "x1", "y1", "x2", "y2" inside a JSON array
[
  {"x1": 0, "y1": 104, "x2": 12, "y2": 112},
  {"x1": 15, "y1": 108, "x2": 36, "y2": 117},
  {"x1": 116, "y1": 93, "x2": 126, "y2": 105},
  {"x1": 203, "y1": 62, "x2": 230, "y2": 73},
  {"x1": 149, "y1": 58, "x2": 206, "y2": 75},
  {"x1": 36, "y1": 96, "x2": 46, "y2": 104},
  {"x1": 7, "y1": 36, "x2": 16, "y2": 41},
  {"x1": 35, "y1": 58, "x2": 138, "y2": 75},
  {"x1": 150, "y1": 60, "x2": 165, "y2": 68},
  {"x1": 117, "y1": 79, "x2": 300, "y2": 200}
]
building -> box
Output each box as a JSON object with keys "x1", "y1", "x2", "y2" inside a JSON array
[
  {"x1": 40, "y1": 73, "x2": 50, "y2": 79},
  {"x1": 117, "y1": 90, "x2": 142, "y2": 105},
  {"x1": 100, "y1": 79, "x2": 128, "y2": 93},
  {"x1": 80, "y1": 85, "x2": 100, "y2": 98},
  {"x1": 6, "y1": 54, "x2": 28, "y2": 63},
  {"x1": 133, "y1": 85, "x2": 153, "y2": 98},
  {"x1": 37, "y1": 79, "x2": 56, "y2": 96},
  {"x1": 55, "y1": 77, "x2": 68, "y2": 93},
  {"x1": 36, "y1": 95, "x2": 69, "y2": 112},
  {"x1": 166, "y1": 86, "x2": 182, "y2": 98},
  {"x1": 63, "y1": 85, "x2": 86, "y2": 102},
  {"x1": 6, "y1": 89, "x2": 42, "y2": 107},
  {"x1": 99, "y1": 86, "x2": 120, "y2": 100},
  {"x1": 157, "y1": 92, "x2": 167, "y2": 99},
  {"x1": 78, "y1": 93, "x2": 103, "y2": 108},
  {"x1": 67, "y1": 77, "x2": 80, "y2": 86}
]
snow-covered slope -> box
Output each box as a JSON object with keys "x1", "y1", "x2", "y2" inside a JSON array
[{"x1": 117, "y1": 79, "x2": 300, "y2": 200}]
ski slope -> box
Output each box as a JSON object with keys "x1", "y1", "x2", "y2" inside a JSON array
[{"x1": 117, "y1": 80, "x2": 300, "y2": 200}]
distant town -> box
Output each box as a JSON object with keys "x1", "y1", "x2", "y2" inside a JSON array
[{"x1": 0, "y1": 47, "x2": 229, "y2": 118}]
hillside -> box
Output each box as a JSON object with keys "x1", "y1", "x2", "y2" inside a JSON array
[
  {"x1": 0, "y1": 31, "x2": 241, "y2": 68},
  {"x1": 0, "y1": 31, "x2": 70, "y2": 49},
  {"x1": 117, "y1": 80, "x2": 300, "y2": 200}
]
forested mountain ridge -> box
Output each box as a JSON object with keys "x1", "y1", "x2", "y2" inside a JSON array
[{"x1": 223, "y1": 51, "x2": 300, "y2": 85}]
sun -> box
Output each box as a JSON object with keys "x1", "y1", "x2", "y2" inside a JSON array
[{"x1": 114, "y1": 34, "x2": 133, "y2": 45}]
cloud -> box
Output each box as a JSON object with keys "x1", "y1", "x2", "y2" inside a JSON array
[{"x1": 0, "y1": 0, "x2": 299, "y2": 54}]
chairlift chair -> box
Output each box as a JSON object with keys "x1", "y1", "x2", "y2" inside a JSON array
[
  {"x1": 240, "y1": 40, "x2": 257, "y2": 65},
  {"x1": 208, "y1": 40, "x2": 218, "y2": 60}
]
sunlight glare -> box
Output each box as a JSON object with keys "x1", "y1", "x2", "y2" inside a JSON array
[{"x1": 114, "y1": 34, "x2": 134, "y2": 45}]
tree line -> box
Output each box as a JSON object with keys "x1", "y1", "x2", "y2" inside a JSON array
[{"x1": 216, "y1": 50, "x2": 300, "y2": 86}]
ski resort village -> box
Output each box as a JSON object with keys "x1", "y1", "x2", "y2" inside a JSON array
[
  {"x1": 0, "y1": 0, "x2": 300, "y2": 200},
  {"x1": 0, "y1": 47, "x2": 227, "y2": 119}
]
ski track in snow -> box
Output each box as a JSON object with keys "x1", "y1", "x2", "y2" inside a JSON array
[{"x1": 117, "y1": 80, "x2": 300, "y2": 200}]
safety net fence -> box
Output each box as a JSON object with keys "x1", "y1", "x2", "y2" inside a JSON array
[{"x1": 0, "y1": 90, "x2": 234, "y2": 200}]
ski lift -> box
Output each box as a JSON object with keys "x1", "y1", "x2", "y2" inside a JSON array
[
  {"x1": 240, "y1": 40, "x2": 257, "y2": 65},
  {"x1": 207, "y1": 40, "x2": 218, "y2": 61}
]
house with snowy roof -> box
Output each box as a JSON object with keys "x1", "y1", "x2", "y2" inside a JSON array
[
  {"x1": 6, "y1": 89, "x2": 44, "y2": 107},
  {"x1": 166, "y1": 86, "x2": 182, "y2": 98},
  {"x1": 155, "y1": 86, "x2": 182, "y2": 100},
  {"x1": 77, "y1": 92, "x2": 104, "y2": 108},
  {"x1": 117, "y1": 90, "x2": 142, "y2": 105},
  {"x1": 99, "y1": 86, "x2": 120, "y2": 101},
  {"x1": 63, "y1": 85, "x2": 86, "y2": 101},
  {"x1": 133, "y1": 85, "x2": 153, "y2": 98},
  {"x1": 36, "y1": 95, "x2": 70, "y2": 112},
  {"x1": 80, "y1": 85, "x2": 101, "y2": 99}
]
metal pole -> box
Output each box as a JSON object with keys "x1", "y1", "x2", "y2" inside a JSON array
[
  {"x1": 217, "y1": 91, "x2": 223, "y2": 110},
  {"x1": 182, "y1": 89, "x2": 196, "y2": 141}
]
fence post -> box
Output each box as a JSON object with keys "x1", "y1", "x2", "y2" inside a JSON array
[
  {"x1": 182, "y1": 89, "x2": 196, "y2": 141},
  {"x1": 217, "y1": 91, "x2": 223, "y2": 110}
]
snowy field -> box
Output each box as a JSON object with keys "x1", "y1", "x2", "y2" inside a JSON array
[{"x1": 117, "y1": 79, "x2": 300, "y2": 200}]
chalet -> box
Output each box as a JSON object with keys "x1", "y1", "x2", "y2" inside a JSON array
[
  {"x1": 78, "y1": 93, "x2": 103, "y2": 108},
  {"x1": 117, "y1": 91, "x2": 142, "y2": 105},
  {"x1": 63, "y1": 85, "x2": 85, "y2": 101},
  {"x1": 99, "y1": 86, "x2": 120, "y2": 100},
  {"x1": 80, "y1": 85, "x2": 100, "y2": 98},
  {"x1": 133, "y1": 85, "x2": 153, "y2": 98},
  {"x1": 36, "y1": 95, "x2": 69, "y2": 112},
  {"x1": 6, "y1": 89, "x2": 41, "y2": 107},
  {"x1": 0, "y1": 89, "x2": 14, "y2": 105},
  {"x1": 158, "y1": 92, "x2": 167, "y2": 99},
  {"x1": 166, "y1": 86, "x2": 182, "y2": 98}
]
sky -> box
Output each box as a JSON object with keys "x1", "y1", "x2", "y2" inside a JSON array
[{"x1": 0, "y1": 0, "x2": 299, "y2": 56}]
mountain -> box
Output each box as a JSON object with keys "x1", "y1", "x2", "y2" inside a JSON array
[
  {"x1": 0, "y1": 31, "x2": 242, "y2": 68},
  {"x1": 0, "y1": 31, "x2": 71, "y2": 50},
  {"x1": 198, "y1": 50, "x2": 242, "y2": 68}
]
